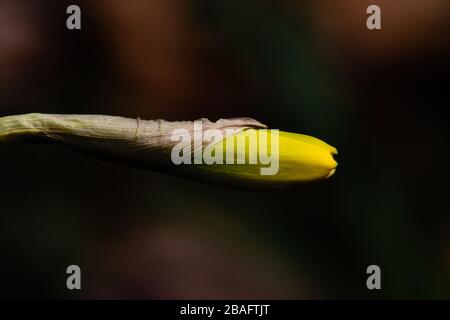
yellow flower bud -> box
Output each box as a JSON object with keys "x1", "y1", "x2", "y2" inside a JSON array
[{"x1": 193, "y1": 129, "x2": 338, "y2": 185}]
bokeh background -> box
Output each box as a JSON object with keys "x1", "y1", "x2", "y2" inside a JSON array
[{"x1": 1, "y1": 0, "x2": 449, "y2": 299}]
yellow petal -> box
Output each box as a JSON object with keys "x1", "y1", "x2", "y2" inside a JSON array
[{"x1": 194, "y1": 129, "x2": 338, "y2": 185}]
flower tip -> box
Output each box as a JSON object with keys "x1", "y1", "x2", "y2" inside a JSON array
[
  {"x1": 326, "y1": 149, "x2": 338, "y2": 178},
  {"x1": 326, "y1": 168, "x2": 336, "y2": 179},
  {"x1": 319, "y1": 145, "x2": 338, "y2": 180}
]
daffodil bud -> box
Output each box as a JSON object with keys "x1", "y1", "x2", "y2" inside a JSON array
[
  {"x1": 0, "y1": 113, "x2": 337, "y2": 187},
  {"x1": 195, "y1": 129, "x2": 338, "y2": 185}
]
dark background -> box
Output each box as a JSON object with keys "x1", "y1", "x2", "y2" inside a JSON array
[{"x1": 1, "y1": 0, "x2": 449, "y2": 299}]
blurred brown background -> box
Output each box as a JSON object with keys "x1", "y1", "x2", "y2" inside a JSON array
[{"x1": 1, "y1": 0, "x2": 449, "y2": 299}]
